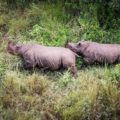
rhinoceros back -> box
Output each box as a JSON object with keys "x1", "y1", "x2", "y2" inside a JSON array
[
  {"x1": 84, "y1": 42, "x2": 120, "y2": 64},
  {"x1": 20, "y1": 45, "x2": 75, "y2": 70}
]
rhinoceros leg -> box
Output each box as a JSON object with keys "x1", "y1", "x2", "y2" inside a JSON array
[
  {"x1": 84, "y1": 57, "x2": 94, "y2": 65},
  {"x1": 22, "y1": 55, "x2": 36, "y2": 70},
  {"x1": 64, "y1": 62, "x2": 77, "y2": 77},
  {"x1": 69, "y1": 65, "x2": 78, "y2": 78},
  {"x1": 22, "y1": 59, "x2": 35, "y2": 70}
]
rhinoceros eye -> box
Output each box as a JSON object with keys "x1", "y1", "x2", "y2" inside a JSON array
[
  {"x1": 16, "y1": 46, "x2": 21, "y2": 51},
  {"x1": 78, "y1": 42, "x2": 81, "y2": 46}
]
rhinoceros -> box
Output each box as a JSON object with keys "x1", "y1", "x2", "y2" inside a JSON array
[
  {"x1": 7, "y1": 41, "x2": 77, "y2": 77},
  {"x1": 66, "y1": 40, "x2": 120, "y2": 65}
]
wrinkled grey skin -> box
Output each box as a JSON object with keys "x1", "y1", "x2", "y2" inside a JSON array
[
  {"x1": 7, "y1": 42, "x2": 77, "y2": 77},
  {"x1": 66, "y1": 40, "x2": 120, "y2": 64}
]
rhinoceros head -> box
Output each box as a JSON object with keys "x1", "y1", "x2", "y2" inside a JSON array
[
  {"x1": 7, "y1": 41, "x2": 21, "y2": 55},
  {"x1": 66, "y1": 40, "x2": 90, "y2": 56}
]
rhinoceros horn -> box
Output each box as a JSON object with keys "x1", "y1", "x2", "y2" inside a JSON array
[{"x1": 7, "y1": 41, "x2": 17, "y2": 55}]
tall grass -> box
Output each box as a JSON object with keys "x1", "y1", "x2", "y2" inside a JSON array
[
  {"x1": 0, "y1": 66, "x2": 120, "y2": 120},
  {"x1": 0, "y1": 71, "x2": 64, "y2": 120},
  {"x1": 58, "y1": 67, "x2": 120, "y2": 120}
]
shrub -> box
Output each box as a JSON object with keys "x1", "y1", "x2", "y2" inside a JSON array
[
  {"x1": 64, "y1": 0, "x2": 120, "y2": 29},
  {"x1": 8, "y1": 18, "x2": 29, "y2": 35}
]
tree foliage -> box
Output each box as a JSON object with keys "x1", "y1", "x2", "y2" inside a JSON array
[
  {"x1": 64, "y1": 0, "x2": 120, "y2": 28},
  {"x1": 0, "y1": 0, "x2": 39, "y2": 9},
  {"x1": 0, "y1": 0, "x2": 119, "y2": 28}
]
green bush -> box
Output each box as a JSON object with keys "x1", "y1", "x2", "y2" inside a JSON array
[
  {"x1": 64, "y1": 0, "x2": 120, "y2": 29},
  {"x1": 29, "y1": 21, "x2": 70, "y2": 46}
]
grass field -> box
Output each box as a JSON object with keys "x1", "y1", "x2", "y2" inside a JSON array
[{"x1": 0, "y1": 2, "x2": 120, "y2": 120}]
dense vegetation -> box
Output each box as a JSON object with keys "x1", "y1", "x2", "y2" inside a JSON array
[{"x1": 0, "y1": 0, "x2": 120, "y2": 120}]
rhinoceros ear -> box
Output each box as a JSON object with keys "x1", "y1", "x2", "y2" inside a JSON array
[
  {"x1": 65, "y1": 39, "x2": 70, "y2": 47},
  {"x1": 77, "y1": 41, "x2": 82, "y2": 46}
]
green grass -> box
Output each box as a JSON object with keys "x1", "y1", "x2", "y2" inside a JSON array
[{"x1": 0, "y1": 1, "x2": 120, "y2": 120}]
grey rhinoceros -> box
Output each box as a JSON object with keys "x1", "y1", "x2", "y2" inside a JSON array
[
  {"x1": 7, "y1": 41, "x2": 77, "y2": 77},
  {"x1": 66, "y1": 40, "x2": 120, "y2": 65}
]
